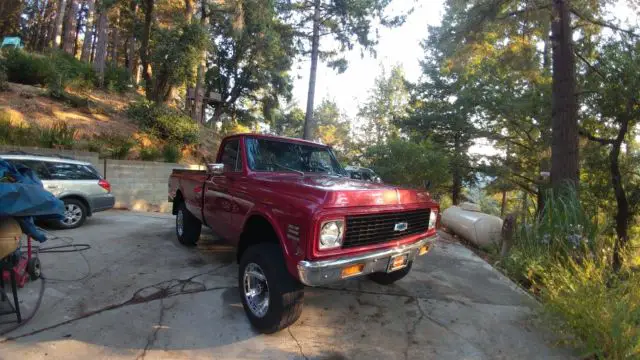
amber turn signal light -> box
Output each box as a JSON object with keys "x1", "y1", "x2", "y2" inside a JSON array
[
  {"x1": 341, "y1": 264, "x2": 365, "y2": 278},
  {"x1": 419, "y1": 244, "x2": 431, "y2": 256}
]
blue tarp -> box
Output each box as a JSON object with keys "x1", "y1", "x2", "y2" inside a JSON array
[{"x1": 0, "y1": 159, "x2": 65, "y2": 242}]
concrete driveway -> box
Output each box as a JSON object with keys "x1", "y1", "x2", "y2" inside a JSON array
[{"x1": 0, "y1": 211, "x2": 571, "y2": 359}]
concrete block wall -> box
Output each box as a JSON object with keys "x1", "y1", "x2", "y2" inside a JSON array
[{"x1": 104, "y1": 159, "x2": 205, "y2": 213}]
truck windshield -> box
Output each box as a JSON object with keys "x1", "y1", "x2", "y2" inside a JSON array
[{"x1": 245, "y1": 137, "x2": 345, "y2": 176}]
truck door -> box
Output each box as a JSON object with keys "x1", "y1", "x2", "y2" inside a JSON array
[{"x1": 203, "y1": 139, "x2": 240, "y2": 241}]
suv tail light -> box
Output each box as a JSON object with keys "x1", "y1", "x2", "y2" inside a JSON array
[{"x1": 98, "y1": 179, "x2": 111, "y2": 192}]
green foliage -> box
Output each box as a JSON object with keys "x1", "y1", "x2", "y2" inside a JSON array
[
  {"x1": 162, "y1": 143, "x2": 182, "y2": 163},
  {"x1": 365, "y1": 139, "x2": 450, "y2": 189},
  {"x1": 357, "y1": 65, "x2": 408, "y2": 145},
  {"x1": 206, "y1": 0, "x2": 295, "y2": 124},
  {"x1": 103, "y1": 62, "x2": 131, "y2": 93},
  {"x1": 540, "y1": 256, "x2": 640, "y2": 359},
  {"x1": 278, "y1": 0, "x2": 404, "y2": 72},
  {"x1": 0, "y1": 111, "x2": 36, "y2": 146},
  {"x1": 147, "y1": 23, "x2": 208, "y2": 102},
  {"x1": 1, "y1": 49, "x2": 53, "y2": 86},
  {"x1": 312, "y1": 99, "x2": 351, "y2": 150},
  {"x1": 273, "y1": 105, "x2": 304, "y2": 138},
  {"x1": 502, "y1": 186, "x2": 603, "y2": 286},
  {"x1": 139, "y1": 146, "x2": 161, "y2": 161},
  {"x1": 0, "y1": 60, "x2": 8, "y2": 91},
  {"x1": 127, "y1": 100, "x2": 199, "y2": 144},
  {"x1": 46, "y1": 50, "x2": 95, "y2": 93},
  {"x1": 87, "y1": 132, "x2": 134, "y2": 159},
  {"x1": 37, "y1": 122, "x2": 78, "y2": 149}
]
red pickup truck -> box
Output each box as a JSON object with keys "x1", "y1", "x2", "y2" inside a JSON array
[{"x1": 168, "y1": 134, "x2": 439, "y2": 333}]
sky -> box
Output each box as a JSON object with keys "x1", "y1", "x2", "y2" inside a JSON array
[{"x1": 290, "y1": 0, "x2": 445, "y2": 120}]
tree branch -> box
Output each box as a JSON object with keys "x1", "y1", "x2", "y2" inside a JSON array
[
  {"x1": 570, "y1": 8, "x2": 640, "y2": 38},
  {"x1": 574, "y1": 50, "x2": 606, "y2": 80},
  {"x1": 497, "y1": 4, "x2": 551, "y2": 19},
  {"x1": 579, "y1": 128, "x2": 615, "y2": 145}
]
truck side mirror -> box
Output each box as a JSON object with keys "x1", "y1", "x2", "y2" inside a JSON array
[{"x1": 207, "y1": 163, "x2": 224, "y2": 175}]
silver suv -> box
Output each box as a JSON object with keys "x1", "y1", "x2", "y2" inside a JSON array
[{"x1": 0, "y1": 153, "x2": 115, "y2": 229}]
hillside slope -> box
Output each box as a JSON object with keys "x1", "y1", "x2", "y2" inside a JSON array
[{"x1": 0, "y1": 82, "x2": 220, "y2": 162}]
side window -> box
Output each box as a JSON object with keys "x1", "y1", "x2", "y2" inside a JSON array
[
  {"x1": 46, "y1": 162, "x2": 100, "y2": 180},
  {"x1": 4, "y1": 159, "x2": 51, "y2": 180},
  {"x1": 220, "y1": 140, "x2": 241, "y2": 172}
]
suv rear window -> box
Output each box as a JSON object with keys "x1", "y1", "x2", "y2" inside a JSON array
[{"x1": 45, "y1": 162, "x2": 100, "y2": 180}]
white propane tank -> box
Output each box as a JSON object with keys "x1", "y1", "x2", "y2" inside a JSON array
[{"x1": 441, "y1": 205, "x2": 503, "y2": 248}]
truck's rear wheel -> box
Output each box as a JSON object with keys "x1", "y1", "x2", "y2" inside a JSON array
[
  {"x1": 239, "y1": 243, "x2": 304, "y2": 333},
  {"x1": 368, "y1": 261, "x2": 413, "y2": 285},
  {"x1": 176, "y1": 202, "x2": 201, "y2": 247}
]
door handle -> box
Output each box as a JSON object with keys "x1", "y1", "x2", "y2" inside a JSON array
[{"x1": 46, "y1": 185, "x2": 59, "y2": 189}]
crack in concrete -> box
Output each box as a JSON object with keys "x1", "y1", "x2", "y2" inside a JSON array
[
  {"x1": 287, "y1": 327, "x2": 308, "y2": 360},
  {"x1": 404, "y1": 297, "x2": 426, "y2": 360},
  {"x1": 136, "y1": 299, "x2": 172, "y2": 360},
  {"x1": 0, "y1": 268, "x2": 235, "y2": 344}
]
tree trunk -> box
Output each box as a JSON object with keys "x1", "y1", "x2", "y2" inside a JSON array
[
  {"x1": 62, "y1": 0, "x2": 77, "y2": 54},
  {"x1": 184, "y1": 0, "x2": 194, "y2": 22},
  {"x1": 93, "y1": 7, "x2": 108, "y2": 87},
  {"x1": 73, "y1": 0, "x2": 84, "y2": 56},
  {"x1": 80, "y1": 0, "x2": 95, "y2": 61},
  {"x1": 126, "y1": 0, "x2": 138, "y2": 81},
  {"x1": 192, "y1": 1, "x2": 209, "y2": 123},
  {"x1": 110, "y1": 6, "x2": 120, "y2": 63},
  {"x1": 140, "y1": 0, "x2": 154, "y2": 96},
  {"x1": 610, "y1": 116, "x2": 630, "y2": 272},
  {"x1": 302, "y1": 0, "x2": 321, "y2": 140},
  {"x1": 52, "y1": 0, "x2": 67, "y2": 48},
  {"x1": 550, "y1": 0, "x2": 579, "y2": 189},
  {"x1": 500, "y1": 190, "x2": 507, "y2": 217}
]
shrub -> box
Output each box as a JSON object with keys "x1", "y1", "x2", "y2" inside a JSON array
[
  {"x1": 103, "y1": 63, "x2": 131, "y2": 93},
  {"x1": 127, "y1": 100, "x2": 199, "y2": 144},
  {"x1": 540, "y1": 255, "x2": 640, "y2": 359},
  {"x1": 139, "y1": 146, "x2": 161, "y2": 161},
  {"x1": 0, "y1": 60, "x2": 8, "y2": 91},
  {"x1": 162, "y1": 143, "x2": 182, "y2": 163},
  {"x1": 0, "y1": 111, "x2": 38, "y2": 146},
  {"x1": 37, "y1": 122, "x2": 77, "y2": 149},
  {"x1": 2, "y1": 49, "x2": 53, "y2": 86},
  {"x1": 46, "y1": 50, "x2": 95, "y2": 92}
]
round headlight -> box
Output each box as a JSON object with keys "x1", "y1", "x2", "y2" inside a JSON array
[{"x1": 319, "y1": 221, "x2": 343, "y2": 249}]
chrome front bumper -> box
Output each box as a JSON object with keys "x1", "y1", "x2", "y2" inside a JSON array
[{"x1": 297, "y1": 234, "x2": 437, "y2": 286}]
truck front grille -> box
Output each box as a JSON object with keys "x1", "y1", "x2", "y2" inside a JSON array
[{"x1": 342, "y1": 209, "x2": 430, "y2": 249}]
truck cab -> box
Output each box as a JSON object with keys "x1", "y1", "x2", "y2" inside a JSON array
[{"x1": 168, "y1": 134, "x2": 439, "y2": 333}]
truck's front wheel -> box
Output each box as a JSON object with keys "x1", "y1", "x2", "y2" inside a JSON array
[
  {"x1": 176, "y1": 202, "x2": 201, "y2": 247},
  {"x1": 239, "y1": 243, "x2": 304, "y2": 333}
]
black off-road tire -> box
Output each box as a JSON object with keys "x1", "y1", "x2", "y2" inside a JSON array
[
  {"x1": 239, "y1": 243, "x2": 304, "y2": 333},
  {"x1": 176, "y1": 201, "x2": 201, "y2": 247},
  {"x1": 368, "y1": 261, "x2": 413, "y2": 285}
]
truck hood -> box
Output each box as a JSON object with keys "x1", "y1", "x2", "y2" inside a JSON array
[{"x1": 254, "y1": 174, "x2": 434, "y2": 208}]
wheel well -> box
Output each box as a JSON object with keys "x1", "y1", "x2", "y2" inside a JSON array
[
  {"x1": 60, "y1": 195, "x2": 92, "y2": 216},
  {"x1": 172, "y1": 190, "x2": 184, "y2": 215},
  {"x1": 237, "y1": 215, "x2": 280, "y2": 263}
]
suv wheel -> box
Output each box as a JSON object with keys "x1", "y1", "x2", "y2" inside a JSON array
[
  {"x1": 368, "y1": 261, "x2": 413, "y2": 285},
  {"x1": 176, "y1": 202, "x2": 201, "y2": 246},
  {"x1": 57, "y1": 199, "x2": 87, "y2": 229},
  {"x1": 239, "y1": 243, "x2": 304, "y2": 333}
]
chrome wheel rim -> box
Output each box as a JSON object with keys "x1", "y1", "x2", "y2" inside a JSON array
[
  {"x1": 243, "y1": 263, "x2": 269, "y2": 318},
  {"x1": 176, "y1": 209, "x2": 184, "y2": 236},
  {"x1": 62, "y1": 204, "x2": 82, "y2": 226}
]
